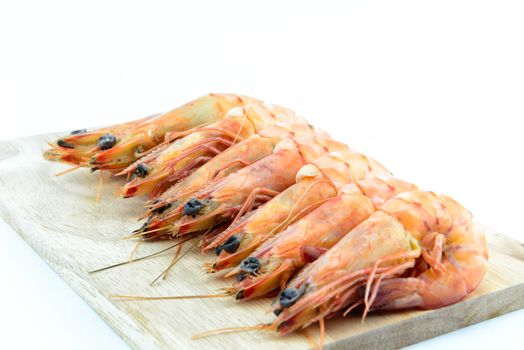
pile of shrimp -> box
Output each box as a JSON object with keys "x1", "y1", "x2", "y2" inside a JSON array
[{"x1": 45, "y1": 93, "x2": 488, "y2": 348}]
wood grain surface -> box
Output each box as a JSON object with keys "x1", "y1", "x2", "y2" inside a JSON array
[{"x1": 1, "y1": 134, "x2": 523, "y2": 350}]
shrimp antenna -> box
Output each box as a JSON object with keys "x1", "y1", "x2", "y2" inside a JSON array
[
  {"x1": 319, "y1": 317, "x2": 325, "y2": 350},
  {"x1": 161, "y1": 240, "x2": 185, "y2": 280},
  {"x1": 129, "y1": 240, "x2": 142, "y2": 261},
  {"x1": 111, "y1": 290, "x2": 233, "y2": 302},
  {"x1": 88, "y1": 235, "x2": 196, "y2": 274},
  {"x1": 258, "y1": 179, "x2": 334, "y2": 245},
  {"x1": 232, "y1": 106, "x2": 249, "y2": 144},
  {"x1": 95, "y1": 170, "x2": 104, "y2": 203},
  {"x1": 149, "y1": 237, "x2": 199, "y2": 286},
  {"x1": 191, "y1": 323, "x2": 271, "y2": 340},
  {"x1": 302, "y1": 328, "x2": 319, "y2": 350},
  {"x1": 171, "y1": 126, "x2": 245, "y2": 143},
  {"x1": 274, "y1": 179, "x2": 332, "y2": 230},
  {"x1": 342, "y1": 301, "x2": 362, "y2": 317},
  {"x1": 55, "y1": 164, "x2": 84, "y2": 177},
  {"x1": 163, "y1": 119, "x2": 217, "y2": 142}
]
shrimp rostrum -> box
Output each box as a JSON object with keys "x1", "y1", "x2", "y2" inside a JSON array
[{"x1": 272, "y1": 191, "x2": 488, "y2": 334}]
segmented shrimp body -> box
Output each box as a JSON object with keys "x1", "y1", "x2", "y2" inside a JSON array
[
  {"x1": 207, "y1": 152, "x2": 391, "y2": 272},
  {"x1": 272, "y1": 191, "x2": 488, "y2": 334},
  {"x1": 118, "y1": 103, "x2": 305, "y2": 198},
  {"x1": 45, "y1": 93, "x2": 259, "y2": 172},
  {"x1": 135, "y1": 123, "x2": 322, "y2": 239},
  {"x1": 135, "y1": 133, "x2": 348, "y2": 240},
  {"x1": 234, "y1": 177, "x2": 418, "y2": 300}
]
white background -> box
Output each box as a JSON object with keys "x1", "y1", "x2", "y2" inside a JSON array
[{"x1": 1, "y1": 1, "x2": 523, "y2": 349}]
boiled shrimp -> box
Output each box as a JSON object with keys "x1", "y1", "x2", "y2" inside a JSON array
[
  {"x1": 45, "y1": 93, "x2": 260, "y2": 172},
  {"x1": 206, "y1": 151, "x2": 391, "y2": 273},
  {"x1": 44, "y1": 114, "x2": 158, "y2": 166},
  {"x1": 272, "y1": 191, "x2": 488, "y2": 334},
  {"x1": 134, "y1": 123, "x2": 322, "y2": 239},
  {"x1": 234, "y1": 177, "x2": 418, "y2": 300},
  {"x1": 118, "y1": 103, "x2": 304, "y2": 198},
  {"x1": 134, "y1": 133, "x2": 348, "y2": 240}
]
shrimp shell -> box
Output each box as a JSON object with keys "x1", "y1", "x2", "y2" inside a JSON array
[{"x1": 272, "y1": 191, "x2": 488, "y2": 334}]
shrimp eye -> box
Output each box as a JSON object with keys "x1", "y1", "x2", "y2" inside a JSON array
[
  {"x1": 57, "y1": 139, "x2": 75, "y2": 149},
  {"x1": 154, "y1": 203, "x2": 172, "y2": 215},
  {"x1": 239, "y1": 257, "x2": 260, "y2": 275},
  {"x1": 214, "y1": 246, "x2": 222, "y2": 256},
  {"x1": 215, "y1": 235, "x2": 241, "y2": 255},
  {"x1": 236, "y1": 271, "x2": 247, "y2": 282},
  {"x1": 98, "y1": 133, "x2": 117, "y2": 150},
  {"x1": 278, "y1": 287, "x2": 303, "y2": 309},
  {"x1": 183, "y1": 198, "x2": 203, "y2": 217},
  {"x1": 134, "y1": 163, "x2": 149, "y2": 178},
  {"x1": 216, "y1": 235, "x2": 240, "y2": 255},
  {"x1": 70, "y1": 129, "x2": 87, "y2": 135}
]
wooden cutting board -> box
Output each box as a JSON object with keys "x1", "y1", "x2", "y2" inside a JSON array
[{"x1": 1, "y1": 133, "x2": 523, "y2": 350}]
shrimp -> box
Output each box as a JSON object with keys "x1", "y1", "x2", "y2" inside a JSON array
[
  {"x1": 207, "y1": 152, "x2": 391, "y2": 272},
  {"x1": 135, "y1": 123, "x2": 321, "y2": 238},
  {"x1": 272, "y1": 191, "x2": 488, "y2": 334},
  {"x1": 44, "y1": 114, "x2": 158, "y2": 166},
  {"x1": 134, "y1": 132, "x2": 348, "y2": 240},
  {"x1": 234, "y1": 177, "x2": 418, "y2": 300},
  {"x1": 44, "y1": 93, "x2": 260, "y2": 172},
  {"x1": 118, "y1": 103, "x2": 305, "y2": 198}
]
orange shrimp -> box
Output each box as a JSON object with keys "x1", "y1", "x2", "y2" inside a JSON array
[
  {"x1": 206, "y1": 152, "x2": 391, "y2": 272},
  {"x1": 272, "y1": 191, "x2": 488, "y2": 334},
  {"x1": 134, "y1": 123, "x2": 322, "y2": 238},
  {"x1": 44, "y1": 113, "x2": 158, "y2": 166},
  {"x1": 118, "y1": 103, "x2": 305, "y2": 198},
  {"x1": 234, "y1": 177, "x2": 418, "y2": 300},
  {"x1": 134, "y1": 133, "x2": 348, "y2": 240},
  {"x1": 44, "y1": 93, "x2": 260, "y2": 172}
]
